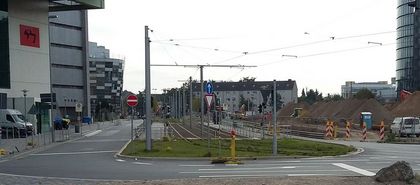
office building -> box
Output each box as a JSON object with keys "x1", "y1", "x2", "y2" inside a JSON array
[
  {"x1": 89, "y1": 42, "x2": 124, "y2": 120},
  {"x1": 0, "y1": 0, "x2": 104, "y2": 133},
  {"x1": 341, "y1": 80, "x2": 397, "y2": 102},
  {"x1": 396, "y1": 0, "x2": 420, "y2": 93}
]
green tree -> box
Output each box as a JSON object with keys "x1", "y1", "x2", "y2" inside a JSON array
[
  {"x1": 239, "y1": 76, "x2": 256, "y2": 82},
  {"x1": 239, "y1": 95, "x2": 255, "y2": 111},
  {"x1": 354, "y1": 89, "x2": 375, "y2": 99},
  {"x1": 325, "y1": 94, "x2": 344, "y2": 101},
  {"x1": 269, "y1": 93, "x2": 283, "y2": 110}
]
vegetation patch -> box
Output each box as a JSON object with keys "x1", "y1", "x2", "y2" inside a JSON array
[{"x1": 122, "y1": 138, "x2": 355, "y2": 158}]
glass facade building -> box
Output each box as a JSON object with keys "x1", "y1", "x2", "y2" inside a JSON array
[{"x1": 396, "y1": 0, "x2": 420, "y2": 92}]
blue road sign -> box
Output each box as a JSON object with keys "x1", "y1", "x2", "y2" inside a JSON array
[{"x1": 206, "y1": 82, "x2": 213, "y2": 94}]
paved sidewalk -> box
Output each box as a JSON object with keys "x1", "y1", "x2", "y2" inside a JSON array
[{"x1": 0, "y1": 120, "x2": 119, "y2": 159}]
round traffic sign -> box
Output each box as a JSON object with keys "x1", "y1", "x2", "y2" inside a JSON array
[{"x1": 127, "y1": 95, "x2": 138, "y2": 107}]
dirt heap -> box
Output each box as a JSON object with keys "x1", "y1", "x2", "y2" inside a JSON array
[
  {"x1": 392, "y1": 91, "x2": 420, "y2": 117},
  {"x1": 278, "y1": 99, "x2": 393, "y2": 125}
]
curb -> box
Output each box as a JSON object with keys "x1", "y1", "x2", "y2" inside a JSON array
[
  {"x1": 0, "y1": 126, "x2": 108, "y2": 162},
  {"x1": 114, "y1": 140, "x2": 359, "y2": 161}
]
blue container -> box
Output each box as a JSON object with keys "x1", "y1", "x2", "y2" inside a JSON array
[
  {"x1": 82, "y1": 117, "x2": 91, "y2": 124},
  {"x1": 361, "y1": 112, "x2": 372, "y2": 129}
]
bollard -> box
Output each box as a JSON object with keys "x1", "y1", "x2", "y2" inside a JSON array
[
  {"x1": 229, "y1": 129, "x2": 236, "y2": 161},
  {"x1": 379, "y1": 121, "x2": 385, "y2": 141},
  {"x1": 333, "y1": 122, "x2": 338, "y2": 138},
  {"x1": 345, "y1": 121, "x2": 351, "y2": 140},
  {"x1": 325, "y1": 121, "x2": 333, "y2": 139},
  {"x1": 361, "y1": 122, "x2": 367, "y2": 142}
]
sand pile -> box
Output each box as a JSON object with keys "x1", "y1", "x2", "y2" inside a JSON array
[
  {"x1": 278, "y1": 98, "x2": 393, "y2": 125},
  {"x1": 392, "y1": 91, "x2": 420, "y2": 117}
]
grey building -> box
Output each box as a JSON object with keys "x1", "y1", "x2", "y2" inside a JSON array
[
  {"x1": 88, "y1": 42, "x2": 124, "y2": 119},
  {"x1": 49, "y1": 10, "x2": 90, "y2": 119},
  {"x1": 396, "y1": 0, "x2": 420, "y2": 93},
  {"x1": 341, "y1": 80, "x2": 397, "y2": 102},
  {"x1": 192, "y1": 80, "x2": 298, "y2": 113}
]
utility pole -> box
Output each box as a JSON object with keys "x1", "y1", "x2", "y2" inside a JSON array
[
  {"x1": 145, "y1": 26, "x2": 152, "y2": 151},
  {"x1": 182, "y1": 87, "x2": 186, "y2": 123},
  {"x1": 189, "y1": 76, "x2": 193, "y2": 128},
  {"x1": 272, "y1": 80, "x2": 277, "y2": 156},
  {"x1": 200, "y1": 66, "x2": 204, "y2": 136}
]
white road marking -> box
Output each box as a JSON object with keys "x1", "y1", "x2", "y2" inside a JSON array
[
  {"x1": 199, "y1": 174, "x2": 274, "y2": 178},
  {"x1": 179, "y1": 165, "x2": 215, "y2": 167},
  {"x1": 180, "y1": 169, "x2": 349, "y2": 174},
  {"x1": 132, "y1": 162, "x2": 152, "y2": 165},
  {"x1": 288, "y1": 174, "x2": 331, "y2": 177},
  {"x1": 332, "y1": 163, "x2": 375, "y2": 176},
  {"x1": 270, "y1": 160, "x2": 301, "y2": 163},
  {"x1": 115, "y1": 159, "x2": 125, "y2": 162},
  {"x1": 365, "y1": 161, "x2": 392, "y2": 164},
  {"x1": 84, "y1": 130, "x2": 102, "y2": 137},
  {"x1": 199, "y1": 166, "x2": 297, "y2": 171},
  {"x1": 30, "y1": 150, "x2": 118, "y2": 156},
  {"x1": 225, "y1": 164, "x2": 238, "y2": 167}
]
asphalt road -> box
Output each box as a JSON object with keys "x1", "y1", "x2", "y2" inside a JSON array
[{"x1": 0, "y1": 120, "x2": 419, "y2": 183}]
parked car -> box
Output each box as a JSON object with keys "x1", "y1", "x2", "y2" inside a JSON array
[
  {"x1": 390, "y1": 117, "x2": 420, "y2": 137},
  {"x1": 0, "y1": 109, "x2": 32, "y2": 137}
]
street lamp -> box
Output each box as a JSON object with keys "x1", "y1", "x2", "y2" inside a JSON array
[
  {"x1": 22, "y1": 89, "x2": 28, "y2": 139},
  {"x1": 48, "y1": 15, "x2": 58, "y2": 142}
]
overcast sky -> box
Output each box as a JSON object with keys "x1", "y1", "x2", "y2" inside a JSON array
[{"x1": 88, "y1": 0, "x2": 396, "y2": 95}]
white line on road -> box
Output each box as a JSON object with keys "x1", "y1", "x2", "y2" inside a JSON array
[
  {"x1": 199, "y1": 166, "x2": 297, "y2": 171},
  {"x1": 199, "y1": 174, "x2": 274, "y2": 178},
  {"x1": 132, "y1": 162, "x2": 152, "y2": 165},
  {"x1": 84, "y1": 130, "x2": 102, "y2": 137},
  {"x1": 30, "y1": 150, "x2": 118, "y2": 156},
  {"x1": 287, "y1": 174, "x2": 331, "y2": 177},
  {"x1": 181, "y1": 169, "x2": 349, "y2": 174},
  {"x1": 179, "y1": 165, "x2": 215, "y2": 167},
  {"x1": 116, "y1": 159, "x2": 125, "y2": 162},
  {"x1": 332, "y1": 163, "x2": 375, "y2": 176}
]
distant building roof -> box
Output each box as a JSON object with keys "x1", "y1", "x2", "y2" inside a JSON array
[{"x1": 192, "y1": 80, "x2": 296, "y2": 92}]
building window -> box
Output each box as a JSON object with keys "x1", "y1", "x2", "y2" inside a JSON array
[{"x1": 0, "y1": 1, "x2": 9, "y2": 89}]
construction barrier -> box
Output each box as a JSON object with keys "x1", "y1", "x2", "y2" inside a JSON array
[
  {"x1": 379, "y1": 121, "x2": 385, "y2": 141},
  {"x1": 325, "y1": 121, "x2": 333, "y2": 139},
  {"x1": 361, "y1": 122, "x2": 367, "y2": 142},
  {"x1": 345, "y1": 121, "x2": 351, "y2": 140}
]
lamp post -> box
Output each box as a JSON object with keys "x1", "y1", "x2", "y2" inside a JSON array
[
  {"x1": 22, "y1": 89, "x2": 28, "y2": 139},
  {"x1": 48, "y1": 15, "x2": 58, "y2": 142}
]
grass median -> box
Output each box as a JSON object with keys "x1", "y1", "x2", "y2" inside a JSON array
[{"x1": 122, "y1": 138, "x2": 355, "y2": 158}]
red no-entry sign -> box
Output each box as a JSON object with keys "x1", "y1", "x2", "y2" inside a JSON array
[{"x1": 127, "y1": 95, "x2": 138, "y2": 107}]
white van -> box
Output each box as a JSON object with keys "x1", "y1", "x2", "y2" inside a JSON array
[
  {"x1": 390, "y1": 117, "x2": 420, "y2": 137},
  {"x1": 0, "y1": 109, "x2": 33, "y2": 136}
]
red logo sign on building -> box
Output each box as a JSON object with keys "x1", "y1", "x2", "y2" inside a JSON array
[
  {"x1": 20, "y1": 24, "x2": 40, "y2": 48},
  {"x1": 127, "y1": 95, "x2": 138, "y2": 107}
]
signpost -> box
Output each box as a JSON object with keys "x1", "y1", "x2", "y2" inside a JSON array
[
  {"x1": 205, "y1": 81, "x2": 213, "y2": 152},
  {"x1": 75, "y1": 103, "x2": 82, "y2": 135},
  {"x1": 127, "y1": 95, "x2": 138, "y2": 140}
]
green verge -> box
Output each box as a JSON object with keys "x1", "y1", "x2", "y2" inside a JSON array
[{"x1": 122, "y1": 138, "x2": 355, "y2": 158}]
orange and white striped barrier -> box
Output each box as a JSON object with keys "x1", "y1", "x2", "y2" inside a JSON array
[
  {"x1": 361, "y1": 122, "x2": 367, "y2": 142},
  {"x1": 345, "y1": 121, "x2": 351, "y2": 140},
  {"x1": 379, "y1": 121, "x2": 385, "y2": 141},
  {"x1": 325, "y1": 121, "x2": 333, "y2": 139}
]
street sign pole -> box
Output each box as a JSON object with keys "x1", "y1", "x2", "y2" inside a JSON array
[
  {"x1": 205, "y1": 94, "x2": 214, "y2": 153},
  {"x1": 127, "y1": 95, "x2": 138, "y2": 141},
  {"x1": 131, "y1": 107, "x2": 134, "y2": 140}
]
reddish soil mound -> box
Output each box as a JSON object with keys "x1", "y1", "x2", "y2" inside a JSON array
[
  {"x1": 392, "y1": 91, "x2": 420, "y2": 117},
  {"x1": 278, "y1": 102, "x2": 310, "y2": 117},
  {"x1": 278, "y1": 99, "x2": 393, "y2": 126}
]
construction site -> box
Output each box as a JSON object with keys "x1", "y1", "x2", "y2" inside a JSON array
[{"x1": 275, "y1": 91, "x2": 420, "y2": 141}]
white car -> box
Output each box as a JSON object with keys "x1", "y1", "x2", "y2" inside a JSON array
[{"x1": 390, "y1": 117, "x2": 420, "y2": 137}]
